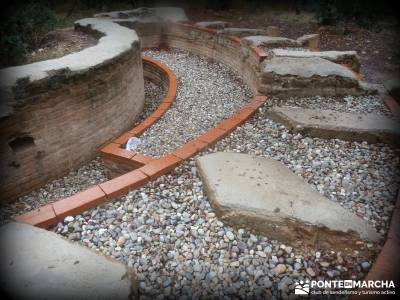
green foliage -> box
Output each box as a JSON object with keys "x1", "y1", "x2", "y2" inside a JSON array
[
  {"x1": 0, "y1": 1, "x2": 57, "y2": 67},
  {"x1": 314, "y1": 0, "x2": 392, "y2": 28}
]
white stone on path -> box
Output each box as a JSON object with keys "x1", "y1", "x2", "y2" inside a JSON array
[{"x1": 196, "y1": 152, "x2": 380, "y2": 251}]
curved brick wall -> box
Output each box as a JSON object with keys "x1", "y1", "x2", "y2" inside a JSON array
[
  {"x1": 143, "y1": 57, "x2": 170, "y2": 89},
  {"x1": 111, "y1": 21, "x2": 266, "y2": 94},
  {"x1": 0, "y1": 19, "x2": 144, "y2": 202}
]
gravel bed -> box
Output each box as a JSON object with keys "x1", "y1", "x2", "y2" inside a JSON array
[
  {"x1": 134, "y1": 49, "x2": 252, "y2": 157},
  {"x1": 0, "y1": 157, "x2": 108, "y2": 225},
  {"x1": 268, "y1": 94, "x2": 393, "y2": 117},
  {"x1": 0, "y1": 80, "x2": 166, "y2": 225},
  {"x1": 55, "y1": 156, "x2": 379, "y2": 299},
  {"x1": 134, "y1": 79, "x2": 166, "y2": 125},
  {"x1": 5, "y1": 47, "x2": 398, "y2": 298},
  {"x1": 54, "y1": 104, "x2": 398, "y2": 298},
  {"x1": 212, "y1": 104, "x2": 399, "y2": 234}
]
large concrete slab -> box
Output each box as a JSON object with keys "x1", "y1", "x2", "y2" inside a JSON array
[
  {"x1": 0, "y1": 222, "x2": 137, "y2": 300},
  {"x1": 197, "y1": 152, "x2": 380, "y2": 250},
  {"x1": 264, "y1": 56, "x2": 355, "y2": 78},
  {"x1": 267, "y1": 106, "x2": 400, "y2": 145},
  {"x1": 242, "y1": 35, "x2": 300, "y2": 48},
  {"x1": 272, "y1": 49, "x2": 360, "y2": 72},
  {"x1": 259, "y1": 56, "x2": 367, "y2": 96}
]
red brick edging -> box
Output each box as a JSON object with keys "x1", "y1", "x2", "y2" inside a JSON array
[
  {"x1": 101, "y1": 56, "x2": 178, "y2": 168},
  {"x1": 15, "y1": 95, "x2": 267, "y2": 227}
]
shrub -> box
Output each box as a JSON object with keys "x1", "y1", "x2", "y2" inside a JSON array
[
  {"x1": 0, "y1": 1, "x2": 57, "y2": 67},
  {"x1": 314, "y1": 0, "x2": 394, "y2": 28}
]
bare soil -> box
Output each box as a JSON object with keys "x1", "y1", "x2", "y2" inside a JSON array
[
  {"x1": 187, "y1": 8, "x2": 400, "y2": 84},
  {"x1": 25, "y1": 27, "x2": 98, "y2": 64}
]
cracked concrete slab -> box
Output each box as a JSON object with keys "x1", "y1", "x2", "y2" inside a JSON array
[
  {"x1": 267, "y1": 106, "x2": 400, "y2": 145},
  {"x1": 0, "y1": 222, "x2": 137, "y2": 300},
  {"x1": 197, "y1": 152, "x2": 380, "y2": 251}
]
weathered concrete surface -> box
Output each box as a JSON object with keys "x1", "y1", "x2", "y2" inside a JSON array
[
  {"x1": 218, "y1": 28, "x2": 267, "y2": 37},
  {"x1": 195, "y1": 21, "x2": 229, "y2": 29},
  {"x1": 273, "y1": 49, "x2": 360, "y2": 72},
  {"x1": 95, "y1": 7, "x2": 188, "y2": 23},
  {"x1": 296, "y1": 33, "x2": 319, "y2": 49},
  {"x1": 264, "y1": 56, "x2": 355, "y2": 78},
  {"x1": 242, "y1": 35, "x2": 300, "y2": 48},
  {"x1": 259, "y1": 56, "x2": 367, "y2": 96},
  {"x1": 197, "y1": 152, "x2": 380, "y2": 250},
  {"x1": 267, "y1": 106, "x2": 400, "y2": 145},
  {"x1": 0, "y1": 222, "x2": 137, "y2": 300}
]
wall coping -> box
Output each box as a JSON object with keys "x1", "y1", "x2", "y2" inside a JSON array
[
  {"x1": 94, "y1": 6, "x2": 188, "y2": 23},
  {"x1": 0, "y1": 18, "x2": 140, "y2": 118}
]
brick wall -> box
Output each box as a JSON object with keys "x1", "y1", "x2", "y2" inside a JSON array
[
  {"x1": 127, "y1": 22, "x2": 263, "y2": 94},
  {"x1": 101, "y1": 58, "x2": 169, "y2": 178},
  {"x1": 0, "y1": 47, "x2": 144, "y2": 202},
  {"x1": 0, "y1": 21, "x2": 264, "y2": 203}
]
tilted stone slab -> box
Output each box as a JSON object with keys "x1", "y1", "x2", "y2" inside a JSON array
[
  {"x1": 195, "y1": 21, "x2": 229, "y2": 29},
  {"x1": 267, "y1": 106, "x2": 400, "y2": 145},
  {"x1": 273, "y1": 49, "x2": 360, "y2": 72},
  {"x1": 197, "y1": 152, "x2": 380, "y2": 250},
  {"x1": 266, "y1": 26, "x2": 281, "y2": 37},
  {"x1": 242, "y1": 35, "x2": 300, "y2": 48},
  {"x1": 259, "y1": 56, "x2": 368, "y2": 96},
  {"x1": 0, "y1": 222, "x2": 137, "y2": 299},
  {"x1": 218, "y1": 28, "x2": 268, "y2": 37},
  {"x1": 296, "y1": 33, "x2": 319, "y2": 48},
  {"x1": 95, "y1": 6, "x2": 188, "y2": 23}
]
